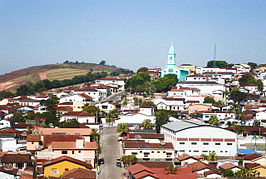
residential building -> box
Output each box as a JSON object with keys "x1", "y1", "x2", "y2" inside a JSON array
[
  {"x1": 95, "y1": 77, "x2": 126, "y2": 90},
  {"x1": 60, "y1": 111, "x2": 96, "y2": 123}
]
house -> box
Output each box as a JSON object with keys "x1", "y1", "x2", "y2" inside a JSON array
[
  {"x1": 43, "y1": 156, "x2": 93, "y2": 178},
  {"x1": 59, "y1": 93, "x2": 92, "y2": 104},
  {"x1": 180, "y1": 64, "x2": 196, "y2": 75},
  {"x1": 188, "y1": 104, "x2": 212, "y2": 114},
  {"x1": 0, "y1": 119, "x2": 11, "y2": 129},
  {"x1": 0, "y1": 133, "x2": 25, "y2": 152},
  {"x1": 60, "y1": 111, "x2": 96, "y2": 123},
  {"x1": 126, "y1": 133, "x2": 164, "y2": 143},
  {"x1": 197, "y1": 111, "x2": 235, "y2": 123},
  {"x1": 232, "y1": 64, "x2": 251, "y2": 74},
  {"x1": 187, "y1": 161, "x2": 220, "y2": 176},
  {"x1": 196, "y1": 66, "x2": 237, "y2": 75},
  {"x1": 72, "y1": 87, "x2": 101, "y2": 102},
  {"x1": 161, "y1": 118, "x2": 237, "y2": 156},
  {"x1": 95, "y1": 77, "x2": 126, "y2": 90},
  {"x1": 246, "y1": 163, "x2": 266, "y2": 177},
  {"x1": 219, "y1": 163, "x2": 241, "y2": 173},
  {"x1": 153, "y1": 97, "x2": 186, "y2": 111},
  {"x1": 243, "y1": 153, "x2": 266, "y2": 167},
  {"x1": 122, "y1": 140, "x2": 175, "y2": 161},
  {"x1": 17, "y1": 98, "x2": 40, "y2": 107},
  {"x1": 26, "y1": 135, "x2": 42, "y2": 152},
  {"x1": 61, "y1": 168, "x2": 96, "y2": 179},
  {"x1": 244, "y1": 84, "x2": 258, "y2": 94},
  {"x1": 175, "y1": 153, "x2": 202, "y2": 166},
  {"x1": 95, "y1": 102, "x2": 115, "y2": 113},
  {"x1": 37, "y1": 139, "x2": 97, "y2": 167},
  {"x1": 186, "y1": 74, "x2": 208, "y2": 82},
  {"x1": 36, "y1": 128, "x2": 92, "y2": 137},
  {"x1": 0, "y1": 153, "x2": 32, "y2": 170}
]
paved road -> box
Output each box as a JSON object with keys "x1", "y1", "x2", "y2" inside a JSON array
[
  {"x1": 98, "y1": 127, "x2": 123, "y2": 179},
  {"x1": 105, "y1": 90, "x2": 125, "y2": 102}
]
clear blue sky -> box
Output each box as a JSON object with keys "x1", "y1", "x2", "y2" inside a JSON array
[{"x1": 1, "y1": 0, "x2": 266, "y2": 75}]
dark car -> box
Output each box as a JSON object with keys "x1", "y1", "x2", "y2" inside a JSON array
[
  {"x1": 100, "y1": 158, "x2": 104, "y2": 164},
  {"x1": 116, "y1": 158, "x2": 121, "y2": 167}
]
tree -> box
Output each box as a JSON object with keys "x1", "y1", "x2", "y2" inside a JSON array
[
  {"x1": 155, "y1": 110, "x2": 169, "y2": 133},
  {"x1": 152, "y1": 74, "x2": 178, "y2": 92},
  {"x1": 140, "y1": 101, "x2": 156, "y2": 108},
  {"x1": 137, "y1": 67, "x2": 148, "y2": 73},
  {"x1": 106, "y1": 110, "x2": 119, "y2": 125},
  {"x1": 253, "y1": 120, "x2": 261, "y2": 127},
  {"x1": 61, "y1": 118, "x2": 79, "y2": 128},
  {"x1": 234, "y1": 168, "x2": 259, "y2": 177},
  {"x1": 125, "y1": 72, "x2": 151, "y2": 92},
  {"x1": 238, "y1": 73, "x2": 263, "y2": 91},
  {"x1": 207, "y1": 60, "x2": 228, "y2": 68},
  {"x1": 207, "y1": 151, "x2": 218, "y2": 161},
  {"x1": 248, "y1": 62, "x2": 257, "y2": 70},
  {"x1": 208, "y1": 115, "x2": 219, "y2": 126},
  {"x1": 41, "y1": 96, "x2": 59, "y2": 110},
  {"x1": 142, "y1": 119, "x2": 154, "y2": 129},
  {"x1": 121, "y1": 155, "x2": 138, "y2": 168},
  {"x1": 203, "y1": 96, "x2": 215, "y2": 104},
  {"x1": 230, "y1": 91, "x2": 246, "y2": 103},
  {"x1": 99, "y1": 60, "x2": 106, "y2": 65},
  {"x1": 165, "y1": 166, "x2": 179, "y2": 175},
  {"x1": 91, "y1": 129, "x2": 100, "y2": 142},
  {"x1": 117, "y1": 123, "x2": 129, "y2": 136},
  {"x1": 83, "y1": 104, "x2": 100, "y2": 115},
  {"x1": 223, "y1": 169, "x2": 234, "y2": 177}
]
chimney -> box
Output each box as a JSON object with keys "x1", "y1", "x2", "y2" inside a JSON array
[{"x1": 76, "y1": 139, "x2": 84, "y2": 149}]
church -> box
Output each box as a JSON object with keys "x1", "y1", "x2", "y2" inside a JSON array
[{"x1": 161, "y1": 44, "x2": 189, "y2": 82}]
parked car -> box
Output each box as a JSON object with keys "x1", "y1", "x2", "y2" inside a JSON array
[
  {"x1": 100, "y1": 158, "x2": 104, "y2": 164},
  {"x1": 116, "y1": 158, "x2": 121, "y2": 167}
]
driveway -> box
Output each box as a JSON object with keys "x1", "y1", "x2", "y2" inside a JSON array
[{"x1": 98, "y1": 126, "x2": 124, "y2": 179}]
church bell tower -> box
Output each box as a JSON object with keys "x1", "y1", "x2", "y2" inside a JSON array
[{"x1": 168, "y1": 43, "x2": 176, "y2": 65}]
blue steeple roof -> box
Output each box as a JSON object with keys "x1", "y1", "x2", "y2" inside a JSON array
[{"x1": 168, "y1": 43, "x2": 175, "y2": 55}]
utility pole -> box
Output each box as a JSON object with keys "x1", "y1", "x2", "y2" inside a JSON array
[{"x1": 213, "y1": 44, "x2": 216, "y2": 67}]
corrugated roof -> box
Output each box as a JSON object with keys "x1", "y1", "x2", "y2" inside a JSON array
[{"x1": 161, "y1": 119, "x2": 210, "y2": 132}]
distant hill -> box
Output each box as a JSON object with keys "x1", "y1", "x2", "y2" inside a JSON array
[{"x1": 0, "y1": 63, "x2": 124, "y2": 91}]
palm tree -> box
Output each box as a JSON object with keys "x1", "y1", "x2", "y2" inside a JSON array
[
  {"x1": 91, "y1": 129, "x2": 100, "y2": 142},
  {"x1": 117, "y1": 123, "x2": 129, "y2": 136},
  {"x1": 207, "y1": 151, "x2": 218, "y2": 161},
  {"x1": 142, "y1": 119, "x2": 154, "y2": 129},
  {"x1": 106, "y1": 110, "x2": 119, "y2": 126},
  {"x1": 165, "y1": 166, "x2": 179, "y2": 175},
  {"x1": 208, "y1": 115, "x2": 219, "y2": 126},
  {"x1": 121, "y1": 155, "x2": 138, "y2": 168}
]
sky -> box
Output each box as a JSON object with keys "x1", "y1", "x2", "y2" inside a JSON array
[{"x1": 0, "y1": 0, "x2": 266, "y2": 75}]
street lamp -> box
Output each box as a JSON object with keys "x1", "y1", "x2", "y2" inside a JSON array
[{"x1": 31, "y1": 155, "x2": 37, "y2": 179}]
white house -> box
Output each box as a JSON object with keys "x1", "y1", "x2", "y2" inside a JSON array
[
  {"x1": 161, "y1": 119, "x2": 237, "y2": 157},
  {"x1": 60, "y1": 111, "x2": 96, "y2": 123},
  {"x1": 0, "y1": 134, "x2": 26, "y2": 152},
  {"x1": 115, "y1": 112, "x2": 156, "y2": 126},
  {"x1": 153, "y1": 98, "x2": 187, "y2": 111},
  {"x1": 198, "y1": 111, "x2": 235, "y2": 123},
  {"x1": 18, "y1": 98, "x2": 40, "y2": 107},
  {"x1": 72, "y1": 87, "x2": 101, "y2": 102},
  {"x1": 95, "y1": 102, "x2": 115, "y2": 113},
  {"x1": 59, "y1": 93, "x2": 92, "y2": 104},
  {"x1": 196, "y1": 67, "x2": 237, "y2": 75},
  {"x1": 177, "y1": 81, "x2": 225, "y2": 96},
  {"x1": 232, "y1": 64, "x2": 251, "y2": 74},
  {"x1": 0, "y1": 120, "x2": 11, "y2": 129},
  {"x1": 95, "y1": 77, "x2": 126, "y2": 90},
  {"x1": 256, "y1": 111, "x2": 266, "y2": 127},
  {"x1": 186, "y1": 74, "x2": 209, "y2": 82}
]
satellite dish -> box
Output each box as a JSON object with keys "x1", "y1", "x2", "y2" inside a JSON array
[{"x1": 4, "y1": 163, "x2": 13, "y2": 171}]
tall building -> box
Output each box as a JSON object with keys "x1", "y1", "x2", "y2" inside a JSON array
[{"x1": 161, "y1": 44, "x2": 189, "y2": 82}]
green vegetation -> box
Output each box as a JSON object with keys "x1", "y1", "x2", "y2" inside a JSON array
[
  {"x1": 61, "y1": 118, "x2": 80, "y2": 128},
  {"x1": 106, "y1": 109, "x2": 119, "y2": 125},
  {"x1": 238, "y1": 73, "x2": 263, "y2": 91},
  {"x1": 137, "y1": 67, "x2": 148, "y2": 73},
  {"x1": 234, "y1": 168, "x2": 260, "y2": 177},
  {"x1": 155, "y1": 110, "x2": 169, "y2": 133},
  {"x1": 151, "y1": 74, "x2": 178, "y2": 93},
  {"x1": 117, "y1": 123, "x2": 129, "y2": 136},
  {"x1": 0, "y1": 91, "x2": 14, "y2": 100},
  {"x1": 165, "y1": 166, "x2": 179, "y2": 175},
  {"x1": 121, "y1": 155, "x2": 138, "y2": 167},
  {"x1": 201, "y1": 151, "x2": 218, "y2": 161},
  {"x1": 142, "y1": 119, "x2": 154, "y2": 129},
  {"x1": 208, "y1": 115, "x2": 219, "y2": 126},
  {"x1": 203, "y1": 96, "x2": 215, "y2": 104},
  {"x1": 207, "y1": 60, "x2": 228, "y2": 68},
  {"x1": 223, "y1": 169, "x2": 234, "y2": 177},
  {"x1": 230, "y1": 90, "x2": 247, "y2": 103}
]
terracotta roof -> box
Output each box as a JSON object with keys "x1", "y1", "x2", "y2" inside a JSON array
[
  {"x1": 19, "y1": 173, "x2": 33, "y2": 179},
  {"x1": 0, "y1": 153, "x2": 32, "y2": 163},
  {"x1": 27, "y1": 135, "x2": 41, "y2": 142},
  {"x1": 78, "y1": 93, "x2": 92, "y2": 100},
  {"x1": 246, "y1": 163, "x2": 261, "y2": 169},
  {"x1": 43, "y1": 135, "x2": 83, "y2": 148},
  {"x1": 58, "y1": 102, "x2": 73, "y2": 105},
  {"x1": 61, "y1": 168, "x2": 96, "y2": 179},
  {"x1": 61, "y1": 111, "x2": 94, "y2": 117},
  {"x1": 245, "y1": 83, "x2": 257, "y2": 86},
  {"x1": 204, "y1": 170, "x2": 221, "y2": 176},
  {"x1": 97, "y1": 77, "x2": 126, "y2": 81},
  {"x1": 219, "y1": 163, "x2": 240, "y2": 170},
  {"x1": 187, "y1": 161, "x2": 216, "y2": 172},
  {"x1": 137, "y1": 161, "x2": 172, "y2": 168},
  {"x1": 244, "y1": 153, "x2": 262, "y2": 160},
  {"x1": 176, "y1": 153, "x2": 201, "y2": 161},
  {"x1": 12, "y1": 123, "x2": 32, "y2": 129},
  {"x1": 128, "y1": 133, "x2": 164, "y2": 140},
  {"x1": 43, "y1": 156, "x2": 92, "y2": 169},
  {"x1": 51, "y1": 141, "x2": 97, "y2": 150},
  {"x1": 127, "y1": 163, "x2": 158, "y2": 179},
  {"x1": 54, "y1": 106, "x2": 73, "y2": 111},
  {"x1": 37, "y1": 128, "x2": 92, "y2": 136},
  {"x1": 124, "y1": 140, "x2": 174, "y2": 149}
]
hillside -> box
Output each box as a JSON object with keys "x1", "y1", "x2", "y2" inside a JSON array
[{"x1": 0, "y1": 63, "x2": 122, "y2": 91}]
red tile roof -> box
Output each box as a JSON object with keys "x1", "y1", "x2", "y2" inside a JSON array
[
  {"x1": 124, "y1": 140, "x2": 174, "y2": 149},
  {"x1": 128, "y1": 133, "x2": 164, "y2": 140},
  {"x1": 176, "y1": 153, "x2": 202, "y2": 161},
  {"x1": 27, "y1": 135, "x2": 41, "y2": 142},
  {"x1": 61, "y1": 168, "x2": 96, "y2": 179},
  {"x1": 43, "y1": 135, "x2": 83, "y2": 148},
  {"x1": 244, "y1": 153, "x2": 262, "y2": 161},
  {"x1": 97, "y1": 77, "x2": 126, "y2": 81},
  {"x1": 187, "y1": 161, "x2": 217, "y2": 172},
  {"x1": 61, "y1": 111, "x2": 94, "y2": 117},
  {"x1": 51, "y1": 141, "x2": 97, "y2": 150},
  {"x1": 37, "y1": 128, "x2": 92, "y2": 136},
  {"x1": 43, "y1": 156, "x2": 93, "y2": 169},
  {"x1": 246, "y1": 163, "x2": 261, "y2": 169},
  {"x1": 219, "y1": 163, "x2": 240, "y2": 170},
  {"x1": 78, "y1": 93, "x2": 92, "y2": 100}
]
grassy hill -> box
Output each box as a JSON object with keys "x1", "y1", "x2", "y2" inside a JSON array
[{"x1": 0, "y1": 63, "x2": 123, "y2": 91}]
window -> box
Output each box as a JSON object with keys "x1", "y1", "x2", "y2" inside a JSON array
[
  {"x1": 215, "y1": 143, "x2": 221, "y2": 145},
  {"x1": 132, "y1": 152, "x2": 137, "y2": 156},
  {"x1": 203, "y1": 143, "x2": 209, "y2": 145},
  {"x1": 157, "y1": 151, "x2": 160, "y2": 153},
  {"x1": 163, "y1": 151, "x2": 166, "y2": 153},
  {"x1": 79, "y1": 151, "x2": 81, "y2": 153},
  {"x1": 65, "y1": 168, "x2": 69, "y2": 171},
  {"x1": 32, "y1": 142, "x2": 34, "y2": 144},
  {"x1": 140, "y1": 151, "x2": 142, "y2": 153},
  {"x1": 179, "y1": 142, "x2": 185, "y2": 145},
  {"x1": 166, "y1": 153, "x2": 172, "y2": 157},
  {"x1": 191, "y1": 142, "x2": 197, "y2": 145},
  {"x1": 202, "y1": 150, "x2": 208, "y2": 153},
  {"x1": 169, "y1": 69, "x2": 173, "y2": 72},
  {"x1": 152, "y1": 151, "x2": 154, "y2": 153},
  {"x1": 62, "y1": 151, "x2": 67, "y2": 154},
  {"x1": 72, "y1": 151, "x2": 74, "y2": 154},
  {"x1": 227, "y1": 143, "x2": 232, "y2": 145},
  {"x1": 179, "y1": 150, "x2": 185, "y2": 152},
  {"x1": 193, "y1": 150, "x2": 199, "y2": 152},
  {"x1": 144, "y1": 153, "x2": 149, "y2": 157}
]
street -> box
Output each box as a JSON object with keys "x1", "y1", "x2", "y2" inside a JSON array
[{"x1": 98, "y1": 127, "x2": 124, "y2": 179}]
